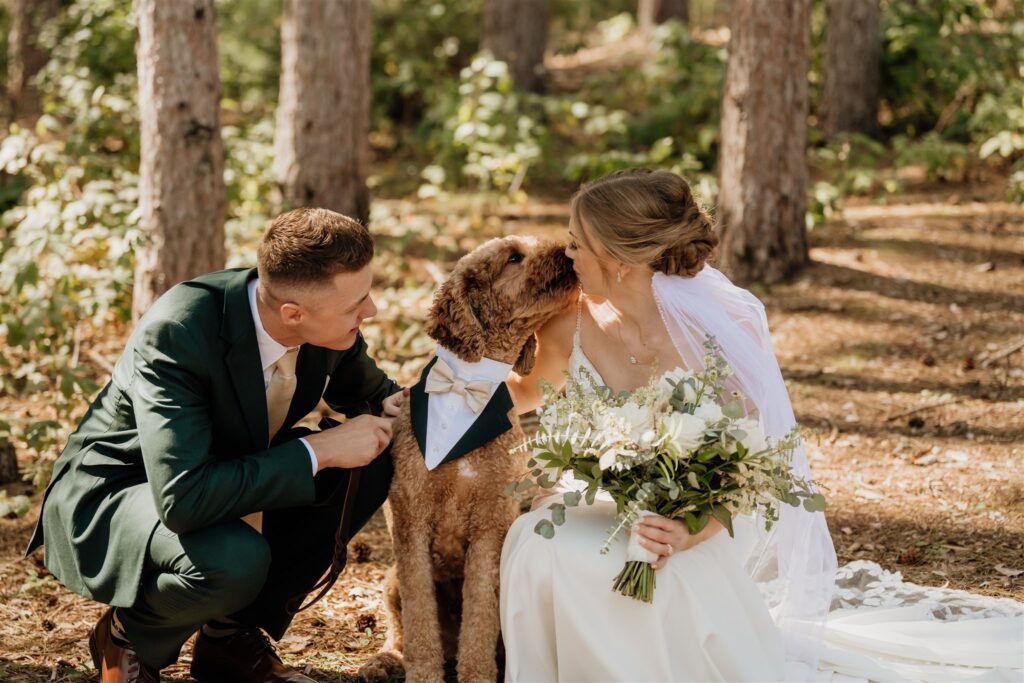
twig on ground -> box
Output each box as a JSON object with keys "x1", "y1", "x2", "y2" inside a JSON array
[
  {"x1": 980, "y1": 338, "x2": 1024, "y2": 368},
  {"x1": 884, "y1": 397, "x2": 967, "y2": 422}
]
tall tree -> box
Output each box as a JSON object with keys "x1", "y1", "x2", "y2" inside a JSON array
[
  {"x1": 6, "y1": 0, "x2": 61, "y2": 120},
  {"x1": 638, "y1": 0, "x2": 689, "y2": 34},
  {"x1": 482, "y1": 0, "x2": 549, "y2": 93},
  {"x1": 822, "y1": 0, "x2": 880, "y2": 137},
  {"x1": 717, "y1": 0, "x2": 811, "y2": 284},
  {"x1": 133, "y1": 0, "x2": 226, "y2": 321},
  {"x1": 274, "y1": 0, "x2": 371, "y2": 223}
]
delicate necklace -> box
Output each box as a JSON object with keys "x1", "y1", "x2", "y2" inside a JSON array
[{"x1": 611, "y1": 311, "x2": 653, "y2": 365}]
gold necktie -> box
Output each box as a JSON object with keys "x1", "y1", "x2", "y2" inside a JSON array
[
  {"x1": 424, "y1": 357, "x2": 494, "y2": 414},
  {"x1": 266, "y1": 347, "x2": 299, "y2": 441},
  {"x1": 244, "y1": 347, "x2": 299, "y2": 534}
]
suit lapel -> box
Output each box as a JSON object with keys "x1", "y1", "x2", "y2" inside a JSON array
[
  {"x1": 222, "y1": 269, "x2": 267, "y2": 450},
  {"x1": 438, "y1": 382, "x2": 514, "y2": 466},
  {"x1": 409, "y1": 357, "x2": 436, "y2": 458}
]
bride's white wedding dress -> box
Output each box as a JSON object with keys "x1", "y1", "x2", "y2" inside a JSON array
[{"x1": 499, "y1": 325, "x2": 1024, "y2": 682}]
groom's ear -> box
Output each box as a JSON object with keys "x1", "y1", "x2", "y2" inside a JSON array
[
  {"x1": 513, "y1": 333, "x2": 537, "y2": 376},
  {"x1": 424, "y1": 272, "x2": 487, "y2": 362},
  {"x1": 280, "y1": 302, "x2": 303, "y2": 325}
]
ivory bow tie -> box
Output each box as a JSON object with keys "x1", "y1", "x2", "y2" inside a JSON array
[{"x1": 424, "y1": 358, "x2": 493, "y2": 414}]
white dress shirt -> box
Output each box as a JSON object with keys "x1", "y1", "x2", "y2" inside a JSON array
[
  {"x1": 424, "y1": 346, "x2": 513, "y2": 471},
  {"x1": 247, "y1": 279, "x2": 319, "y2": 475}
]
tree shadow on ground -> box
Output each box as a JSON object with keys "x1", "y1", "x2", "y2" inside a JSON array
[
  {"x1": 786, "y1": 368, "x2": 1024, "y2": 402},
  {"x1": 812, "y1": 235, "x2": 1024, "y2": 269},
  {"x1": 826, "y1": 506, "x2": 1024, "y2": 597},
  {"x1": 807, "y1": 263, "x2": 1024, "y2": 313}
]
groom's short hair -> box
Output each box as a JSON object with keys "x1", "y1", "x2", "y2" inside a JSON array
[{"x1": 257, "y1": 208, "x2": 374, "y2": 289}]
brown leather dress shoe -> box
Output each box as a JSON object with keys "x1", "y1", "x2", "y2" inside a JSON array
[
  {"x1": 88, "y1": 608, "x2": 160, "y2": 683},
  {"x1": 190, "y1": 627, "x2": 316, "y2": 682}
]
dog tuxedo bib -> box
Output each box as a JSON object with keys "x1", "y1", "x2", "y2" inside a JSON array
[{"x1": 410, "y1": 347, "x2": 515, "y2": 470}]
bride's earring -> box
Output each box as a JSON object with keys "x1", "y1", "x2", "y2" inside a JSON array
[{"x1": 616, "y1": 269, "x2": 622, "y2": 283}]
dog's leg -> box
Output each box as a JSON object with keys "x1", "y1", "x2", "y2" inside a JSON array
[
  {"x1": 358, "y1": 566, "x2": 405, "y2": 683},
  {"x1": 394, "y1": 522, "x2": 446, "y2": 683},
  {"x1": 454, "y1": 535, "x2": 503, "y2": 683}
]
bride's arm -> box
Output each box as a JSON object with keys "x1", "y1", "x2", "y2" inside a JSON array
[{"x1": 506, "y1": 307, "x2": 575, "y2": 415}]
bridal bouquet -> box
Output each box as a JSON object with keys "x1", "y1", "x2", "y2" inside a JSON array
[{"x1": 513, "y1": 338, "x2": 825, "y2": 603}]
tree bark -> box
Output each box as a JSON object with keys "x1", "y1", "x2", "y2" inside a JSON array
[
  {"x1": 717, "y1": 0, "x2": 810, "y2": 284},
  {"x1": 133, "y1": 0, "x2": 226, "y2": 321},
  {"x1": 638, "y1": 0, "x2": 689, "y2": 34},
  {"x1": 274, "y1": 0, "x2": 371, "y2": 223},
  {"x1": 0, "y1": 443, "x2": 17, "y2": 485},
  {"x1": 482, "y1": 0, "x2": 549, "y2": 93},
  {"x1": 6, "y1": 0, "x2": 61, "y2": 120},
  {"x1": 822, "y1": 0, "x2": 880, "y2": 137}
]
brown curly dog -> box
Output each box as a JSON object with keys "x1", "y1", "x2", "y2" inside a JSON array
[{"x1": 358, "y1": 236, "x2": 577, "y2": 683}]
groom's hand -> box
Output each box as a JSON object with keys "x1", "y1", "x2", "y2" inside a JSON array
[
  {"x1": 305, "y1": 414, "x2": 394, "y2": 469},
  {"x1": 382, "y1": 387, "x2": 410, "y2": 418}
]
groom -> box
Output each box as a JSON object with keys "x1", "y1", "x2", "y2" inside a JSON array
[{"x1": 25, "y1": 208, "x2": 405, "y2": 683}]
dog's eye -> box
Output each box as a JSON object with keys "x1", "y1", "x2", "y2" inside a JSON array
[{"x1": 507, "y1": 252, "x2": 524, "y2": 264}]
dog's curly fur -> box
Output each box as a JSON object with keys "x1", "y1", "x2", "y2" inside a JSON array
[{"x1": 358, "y1": 236, "x2": 576, "y2": 683}]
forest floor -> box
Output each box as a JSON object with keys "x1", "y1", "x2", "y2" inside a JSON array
[{"x1": 0, "y1": 181, "x2": 1022, "y2": 681}]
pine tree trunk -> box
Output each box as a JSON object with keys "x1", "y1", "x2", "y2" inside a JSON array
[
  {"x1": 133, "y1": 0, "x2": 226, "y2": 321},
  {"x1": 638, "y1": 0, "x2": 689, "y2": 33},
  {"x1": 0, "y1": 443, "x2": 18, "y2": 485},
  {"x1": 482, "y1": 0, "x2": 549, "y2": 93},
  {"x1": 657, "y1": 0, "x2": 689, "y2": 23},
  {"x1": 6, "y1": 0, "x2": 61, "y2": 120},
  {"x1": 274, "y1": 0, "x2": 371, "y2": 223},
  {"x1": 717, "y1": 0, "x2": 810, "y2": 284},
  {"x1": 822, "y1": 0, "x2": 880, "y2": 137}
]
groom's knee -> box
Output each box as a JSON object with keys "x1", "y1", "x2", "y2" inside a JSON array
[{"x1": 179, "y1": 522, "x2": 272, "y2": 614}]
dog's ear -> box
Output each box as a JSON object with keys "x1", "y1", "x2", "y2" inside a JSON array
[
  {"x1": 513, "y1": 333, "x2": 537, "y2": 376},
  {"x1": 424, "y1": 272, "x2": 487, "y2": 362}
]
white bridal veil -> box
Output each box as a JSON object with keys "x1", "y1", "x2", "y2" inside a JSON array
[{"x1": 652, "y1": 267, "x2": 838, "y2": 681}]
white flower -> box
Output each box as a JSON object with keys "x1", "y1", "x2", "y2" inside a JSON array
[
  {"x1": 658, "y1": 367, "x2": 697, "y2": 406},
  {"x1": 661, "y1": 412, "x2": 706, "y2": 454},
  {"x1": 694, "y1": 399, "x2": 724, "y2": 424},
  {"x1": 607, "y1": 401, "x2": 654, "y2": 442},
  {"x1": 598, "y1": 446, "x2": 638, "y2": 471},
  {"x1": 734, "y1": 417, "x2": 768, "y2": 454}
]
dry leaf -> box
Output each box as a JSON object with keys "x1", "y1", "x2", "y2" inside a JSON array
[{"x1": 994, "y1": 564, "x2": 1023, "y2": 577}]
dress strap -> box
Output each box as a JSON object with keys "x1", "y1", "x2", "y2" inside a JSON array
[{"x1": 574, "y1": 289, "x2": 583, "y2": 344}]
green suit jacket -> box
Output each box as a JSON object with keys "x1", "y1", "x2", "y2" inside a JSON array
[{"x1": 26, "y1": 268, "x2": 398, "y2": 607}]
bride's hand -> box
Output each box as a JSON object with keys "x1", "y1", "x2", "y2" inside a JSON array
[{"x1": 634, "y1": 515, "x2": 724, "y2": 570}]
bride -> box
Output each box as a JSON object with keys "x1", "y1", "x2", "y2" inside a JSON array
[{"x1": 499, "y1": 169, "x2": 1023, "y2": 682}]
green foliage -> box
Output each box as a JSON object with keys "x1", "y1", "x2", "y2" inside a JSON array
[
  {"x1": 0, "y1": 490, "x2": 31, "y2": 518},
  {"x1": 216, "y1": 0, "x2": 282, "y2": 107},
  {"x1": 372, "y1": 0, "x2": 482, "y2": 145},
  {"x1": 419, "y1": 54, "x2": 544, "y2": 193},
  {"x1": 417, "y1": 17, "x2": 724, "y2": 195},
  {"x1": 0, "y1": 0, "x2": 282, "y2": 484}
]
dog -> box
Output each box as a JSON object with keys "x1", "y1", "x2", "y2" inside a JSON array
[{"x1": 358, "y1": 235, "x2": 577, "y2": 683}]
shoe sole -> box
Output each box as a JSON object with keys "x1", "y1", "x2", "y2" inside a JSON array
[{"x1": 88, "y1": 628, "x2": 102, "y2": 673}]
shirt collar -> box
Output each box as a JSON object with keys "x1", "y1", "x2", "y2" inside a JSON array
[
  {"x1": 434, "y1": 345, "x2": 513, "y2": 385},
  {"x1": 247, "y1": 278, "x2": 298, "y2": 372}
]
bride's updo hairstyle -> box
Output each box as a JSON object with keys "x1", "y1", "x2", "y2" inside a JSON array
[{"x1": 570, "y1": 168, "x2": 718, "y2": 277}]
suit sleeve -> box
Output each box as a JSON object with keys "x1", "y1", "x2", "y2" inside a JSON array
[
  {"x1": 131, "y1": 319, "x2": 315, "y2": 535},
  {"x1": 321, "y1": 332, "x2": 400, "y2": 417}
]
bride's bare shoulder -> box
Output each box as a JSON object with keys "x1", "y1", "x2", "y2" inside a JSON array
[{"x1": 536, "y1": 302, "x2": 577, "y2": 356}]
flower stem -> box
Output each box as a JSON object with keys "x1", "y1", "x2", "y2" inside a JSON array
[{"x1": 611, "y1": 561, "x2": 656, "y2": 603}]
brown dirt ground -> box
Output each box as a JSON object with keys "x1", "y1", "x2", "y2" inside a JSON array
[{"x1": 1, "y1": 183, "x2": 1022, "y2": 681}]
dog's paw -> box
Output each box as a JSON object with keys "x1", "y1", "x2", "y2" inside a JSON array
[{"x1": 358, "y1": 651, "x2": 405, "y2": 683}]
